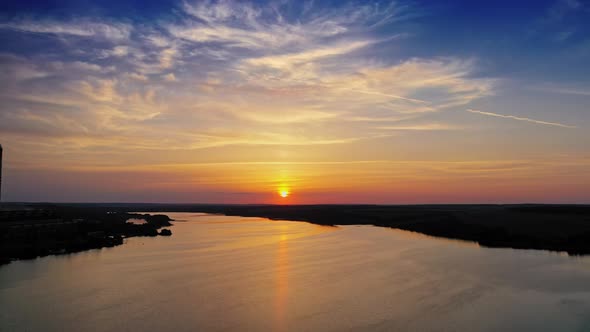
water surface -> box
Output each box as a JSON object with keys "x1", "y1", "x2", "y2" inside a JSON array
[{"x1": 1, "y1": 213, "x2": 590, "y2": 331}]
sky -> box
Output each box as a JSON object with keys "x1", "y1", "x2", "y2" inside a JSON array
[{"x1": 0, "y1": 0, "x2": 589, "y2": 204}]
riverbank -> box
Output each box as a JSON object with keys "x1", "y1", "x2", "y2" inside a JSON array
[
  {"x1": 186, "y1": 204, "x2": 590, "y2": 255},
  {"x1": 92, "y1": 203, "x2": 590, "y2": 255},
  {"x1": 0, "y1": 207, "x2": 174, "y2": 265},
  {"x1": 4, "y1": 203, "x2": 590, "y2": 259}
]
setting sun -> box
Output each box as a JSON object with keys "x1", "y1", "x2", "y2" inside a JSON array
[{"x1": 279, "y1": 189, "x2": 290, "y2": 198}]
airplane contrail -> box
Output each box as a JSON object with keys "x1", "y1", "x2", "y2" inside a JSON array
[{"x1": 466, "y1": 109, "x2": 576, "y2": 128}]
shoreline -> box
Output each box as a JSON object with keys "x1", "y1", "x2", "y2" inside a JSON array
[
  {"x1": 114, "y1": 203, "x2": 590, "y2": 256},
  {"x1": 2, "y1": 203, "x2": 590, "y2": 263},
  {"x1": 0, "y1": 209, "x2": 174, "y2": 265}
]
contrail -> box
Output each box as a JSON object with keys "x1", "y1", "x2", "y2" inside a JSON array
[{"x1": 466, "y1": 109, "x2": 576, "y2": 128}]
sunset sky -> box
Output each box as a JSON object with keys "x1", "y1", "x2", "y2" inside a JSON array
[{"x1": 1, "y1": 0, "x2": 589, "y2": 203}]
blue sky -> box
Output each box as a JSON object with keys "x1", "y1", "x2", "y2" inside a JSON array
[{"x1": 0, "y1": 0, "x2": 589, "y2": 203}]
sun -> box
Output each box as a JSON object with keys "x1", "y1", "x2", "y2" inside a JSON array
[{"x1": 279, "y1": 189, "x2": 289, "y2": 198}]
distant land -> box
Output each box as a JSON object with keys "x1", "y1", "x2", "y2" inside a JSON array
[
  {"x1": 2, "y1": 203, "x2": 590, "y2": 263},
  {"x1": 0, "y1": 206, "x2": 173, "y2": 265}
]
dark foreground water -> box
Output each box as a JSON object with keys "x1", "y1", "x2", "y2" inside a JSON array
[{"x1": 1, "y1": 213, "x2": 590, "y2": 332}]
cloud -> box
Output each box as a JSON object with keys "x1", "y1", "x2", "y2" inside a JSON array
[
  {"x1": 0, "y1": 1, "x2": 497, "y2": 172},
  {"x1": 0, "y1": 19, "x2": 132, "y2": 41},
  {"x1": 546, "y1": 0, "x2": 583, "y2": 22},
  {"x1": 182, "y1": 0, "x2": 261, "y2": 25},
  {"x1": 101, "y1": 46, "x2": 130, "y2": 58},
  {"x1": 243, "y1": 40, "x2": 374, "y2": 70},
  {"x1": 70, "y1": 61, "x2": 103, "y2": 72},
  {"x1": 377, "y1": 123, "x2": 459, "y2": 131},
  {"x1": 0, "y1": 54, "x2": 49, "y2": 81},
  {"x1": 531, "y1": 0, "x2": 589, "y2": 43},
  {"x1": 466, "y1": 109, "x2": 576, "y2": 128},
  {"x1": 125, "y1": 73, "x2": 149, "y2": 81},
  {"x1": 163, "y1": 73, "x2": 177, "y2": 82},
  {"x1": 168, "y1": 0, "x2": 411, "y2": 51}
]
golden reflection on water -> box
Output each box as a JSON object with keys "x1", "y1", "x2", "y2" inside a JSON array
[
  {"x1": 193, "y1": 217, "x2": 335, "y2": 253},
  {"x1": 275, "y1": 232, "x2": 289, "y2": 332}
]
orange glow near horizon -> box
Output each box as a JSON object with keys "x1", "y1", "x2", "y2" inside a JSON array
[{"x1": 5, "y1": 157, "x2": 588, "y2": 204}]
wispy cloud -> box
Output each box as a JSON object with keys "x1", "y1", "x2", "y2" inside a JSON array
[
  {"x1": 0, "y1": 19, "x2": 132, "y2": 41},
  {"x1": 466, "y1": 109, "x2": 576, "y2": 128},
  {"x1": 531, "y1": 0, "x2": 588, "y2": 43},
  {"x1": 173, "y1": 0, "x2": 411, "y2": 51},
  {"x1": 377, "y1": 123, "x2": 459, "y2": 131},
  {"x1": 0, "y1": 0, "x2": 495, "y2": 171}
]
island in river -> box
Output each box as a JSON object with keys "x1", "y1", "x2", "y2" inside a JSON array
[{"x1": 2, "y1": 203, "x2": 590, "y2": 265}]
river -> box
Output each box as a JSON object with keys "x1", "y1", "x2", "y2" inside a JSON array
[{"x1": 1, "y1": 213, "x2": 590, "y2": 331}]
